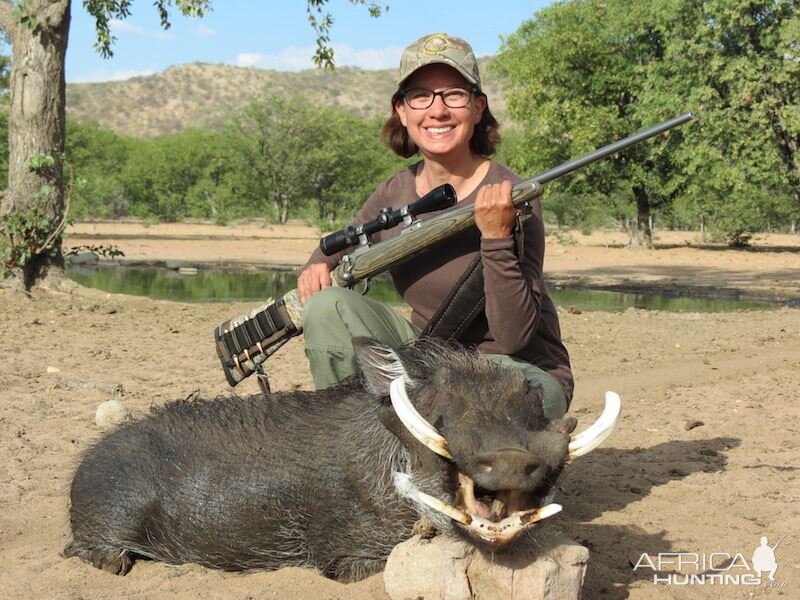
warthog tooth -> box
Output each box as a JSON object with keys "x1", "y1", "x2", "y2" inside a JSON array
[
  {"x1": 478, "y1": 503, "x2": 562, "y2": 532},
  {"x1": 569, "y1": 391, "x2": 622, "y2": 458},
  {"x1": 457, "y1": 472, "x2": 477, "y2": 514},
  {"x1": 417, "y1": 491, "x2": 472, "y2": 525},
  {"x1": 490, "y1": 498, "x2": 505, "y2": 521},
  {"x1": 518, "y1": 503, "x2": 563, "y2": 525},
  {"x1": 390, "y1": 377, "x2": 453, "y2": 460}
]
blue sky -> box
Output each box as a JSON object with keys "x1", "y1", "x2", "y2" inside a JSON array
[{"x1": 65, "y1": 0, "x2": 553, "y2": 83}]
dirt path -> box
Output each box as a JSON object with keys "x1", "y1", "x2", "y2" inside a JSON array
[{"x1": 1, "y1": 223, "x2": 798, "y2": 599}]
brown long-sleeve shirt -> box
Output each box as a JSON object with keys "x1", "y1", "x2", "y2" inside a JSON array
[{"x1": 304, "y1": 161, "x2": 573, "y2": 402}]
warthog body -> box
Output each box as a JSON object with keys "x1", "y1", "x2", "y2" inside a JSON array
[{"x1": 66, "y1": 338, "x2": 613, "y2": 581}]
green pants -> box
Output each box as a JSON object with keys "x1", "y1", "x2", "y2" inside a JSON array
[{"x1": 302, "y1": 287, "x2": 567, "y2": 419}]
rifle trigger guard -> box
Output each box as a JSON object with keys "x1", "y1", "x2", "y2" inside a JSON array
[
  {"x1": 357, "y1": 277, "x2": 371, "y2": 295},
  {"x1": 518, "y1": 201, "x2": 534, "y2": 216}
]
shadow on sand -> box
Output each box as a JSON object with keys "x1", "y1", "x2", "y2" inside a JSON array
[{"x1": 555, "y1": 437, "x2": 741, "y2": 599}]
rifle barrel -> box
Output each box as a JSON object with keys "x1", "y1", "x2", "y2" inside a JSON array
[{"x1": 532, "y1": 112, "x2": 695, "y2": 185}]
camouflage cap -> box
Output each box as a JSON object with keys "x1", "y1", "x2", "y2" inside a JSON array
[{"x1": 398, "y1": 33, "x2": 481, "y2": 90}]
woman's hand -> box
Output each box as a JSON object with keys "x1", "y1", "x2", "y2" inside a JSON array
[
  {"x1": 475, "y1": 179, "x2": 515, "y2": 239},
  {"x1": 298, "y1": 262, "x2": 332, "y2": 305}
]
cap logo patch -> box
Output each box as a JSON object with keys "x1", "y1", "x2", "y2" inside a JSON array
[{"x1": 421, "y1": 34, "x2": 450, "y2": 55}]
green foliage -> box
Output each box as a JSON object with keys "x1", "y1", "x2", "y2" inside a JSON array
[
  {"x1": 0, "y1": 55, "x2": 15, "y2": 187},
  {"x1": 494, "y1": 0, "x2": 686, "y2": 243},
  {"x1": 642, "y1": 0, "x2": 800, "y2": 243},
  {"x1": 83, "y1": 0, "x2": 384, "y2": 68},
  {"x1": 494, "y1": 0, "x2": 800, "y2": 241},
  {"x1": 0, "y1": 54, "x2": 10, "y2": 96},
  {"x1": 64, "y1": 120, "x2": 129, "y2": 218},
  {"x1": 83, "y1": 0, "x2": 212, "y2": 58},
  {"x1": 306, "y1": 1, "x2": 387, "y2": 68},
  {"x1": 0, "y1": 204, "x2": 55, "y2": 270},
  {"x1": 27, "y1": 153, "x2": 55, "y2": 171},
  {"x1": 119, "y1": 128, "x2": 232, "y2": 221},
  {"x1": 12, "y1": 0, "x2": 39, "y2": 30},
  {"x1": 226, "y1": 96, "x2": 403, "y2": 225}
]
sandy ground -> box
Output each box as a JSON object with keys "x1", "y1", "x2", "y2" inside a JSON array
[{"x1": 1, "y1": 222, "x2": 799, "y2": 600}]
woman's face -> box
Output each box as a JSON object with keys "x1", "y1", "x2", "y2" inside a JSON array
[{"x1": 395, "y1": 64, "x2": 486, "y2": 161}]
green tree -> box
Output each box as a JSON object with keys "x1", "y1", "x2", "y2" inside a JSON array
[
  {"x1": 496, "y1": 0, "x2": 799, "y2": 246},
  {"x1": 228, "y1": 97, "x2": 403, "y2": 227},
  {"x1": 494, "y1": 0, "x2": 689, "y2": 248},
  {"x1": 302, "y1": 112, "x2": 403, "y2": 227},
  {"x1": 118, "y1": 128, "x2": 230, "y2": 221},
  {"x1": 0, "y1": 0, "x2": 384, "y2": 290},
  {"x1": 64, "y1": 119, "x2": 129, "y2": 218},
  {"x1": 643, "y1": 0, "x2": 800, "y2": 242},
  {"x1": 227, "y1": 96, "x2": 323, "y2": 224}
]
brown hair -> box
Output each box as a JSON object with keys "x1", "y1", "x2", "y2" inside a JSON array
[{"x1": 380, "y1": 91, "x2": 501, "y2": 158}]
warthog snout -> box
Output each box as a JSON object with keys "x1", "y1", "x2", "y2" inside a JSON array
[{"x1": 472, "y1": 448, "x2": 545, "y2": 492}]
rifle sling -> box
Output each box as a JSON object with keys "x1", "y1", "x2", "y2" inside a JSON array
[
  {"x1": 422, "y1": 253, "x2": 485, "y2": 341},
  {"x1": 423, "y1": 213, "x2": 527, "y2": 342}
]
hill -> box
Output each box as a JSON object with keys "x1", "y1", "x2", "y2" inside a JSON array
[{"x1": 65, "y1": 58, "x2": 508, "y2": 138}]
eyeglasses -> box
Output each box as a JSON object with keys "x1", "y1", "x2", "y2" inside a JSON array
[{"x1": 401, "y1": 86, "x2": 476, "y2": 110}]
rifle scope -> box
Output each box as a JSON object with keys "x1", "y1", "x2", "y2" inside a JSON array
[{"x1": 320, "y1": 183, "x2": 456, "y2": 256}]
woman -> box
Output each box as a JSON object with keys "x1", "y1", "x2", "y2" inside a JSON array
[{"x1": 298, "y1": 33, "x2": 572, "y2": 418}]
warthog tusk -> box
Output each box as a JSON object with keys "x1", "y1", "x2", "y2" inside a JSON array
[
  {"x1": 417, "y1": 491, "x2": 473, "y2": 525},
  {"x1": 390, "y1": 377, "x2": 453, "y2": 460},
  {"x1": 568, "y1": 391, "x2": 622, "y2": 458}
]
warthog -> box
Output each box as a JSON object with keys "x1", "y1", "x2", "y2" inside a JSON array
[{"x1": 65, "y1": 338, "x2": 620, "y2": 581}]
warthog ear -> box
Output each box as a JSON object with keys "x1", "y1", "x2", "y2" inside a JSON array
[
  {"x1": 352, "y1": 337, "x2": 410, "y2": 396},
  {"x1": 547, "y1": 416, "x2": 578, "y2": 434}
]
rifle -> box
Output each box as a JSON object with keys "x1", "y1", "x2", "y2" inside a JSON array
[{"x1": 214, "y1": 112, "x2": 695, "y2": 388}]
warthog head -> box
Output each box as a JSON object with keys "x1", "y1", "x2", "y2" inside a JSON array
[{"x1": 354, "y1": 337, "x2": 620, "y2": 549}]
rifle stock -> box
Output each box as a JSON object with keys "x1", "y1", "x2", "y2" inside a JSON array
[{"x1": 214, "y1": 112, "x2": 694, "y2": 387}]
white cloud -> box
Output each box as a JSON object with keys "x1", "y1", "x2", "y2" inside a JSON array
[
  {"x1": 235, "y1": 52, "x2": 272, "y2": 69},
  {"x1": 195, "y1": 24, "x2": 216, "y2": 37},
  {"x1": 333, "y1": 44, "x2": 403, "y2": 70},
  {"x1": 109, "y1": 19, "x2": 172, "y2": 40},
  {"x1": 234, "y1": 43, "x2": 402, "y2": 71},
  {"x1": 69, "y1": 69, "x2": 156, "y2": 84}
]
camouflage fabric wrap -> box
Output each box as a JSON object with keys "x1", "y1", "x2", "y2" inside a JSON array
[{"x1": 214, "y1": 289, "x2": 304, "y2": 387}]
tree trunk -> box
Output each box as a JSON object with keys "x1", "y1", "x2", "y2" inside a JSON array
[
  {"x1": 627, "y1": 184, "x2": 653, "y2": 249},
  {"x1": 764, "y1": 93, "x2": 800, "y2": 218},
  {"x1": 0, "y1": 0, "x2": 71, "y2": 290}
]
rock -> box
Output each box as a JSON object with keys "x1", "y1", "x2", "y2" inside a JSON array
[
  {"x1": 384, "y1": 534, "x2": 472, "y2": 600},
  {"x1": 95, "y1": 400, "x2": 132, "y2": 429},
  {"x1": 66, "y1": 251, "x2": 99, "y2": 265},
  {"x1": 384, "y1": 528, "x2": 589, "y2": 600}
]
